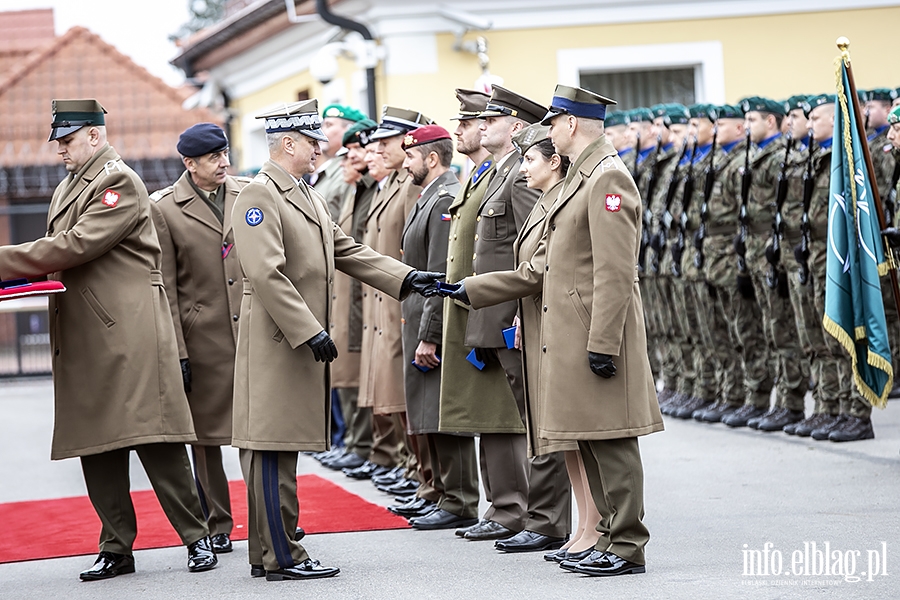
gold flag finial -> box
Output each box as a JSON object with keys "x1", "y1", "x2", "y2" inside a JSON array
[{"x1": 836, "y1": 37, "x2": 850, "y2": 63}]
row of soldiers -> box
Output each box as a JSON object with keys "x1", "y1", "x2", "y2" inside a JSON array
[{"x1": 608, "y1": 88, "x2": 900, "y2": 443}]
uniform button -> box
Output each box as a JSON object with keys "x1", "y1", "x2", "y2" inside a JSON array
[
  {"x1": 332, "y1": 294, "x2": 337, "y2": 299},
  {"x1": 474, "y1": 234, "x2": 479, "y2": 241},
  {"x1": 550, "y1": 224, "x2": 556, "y2": 231},
  {"x1": 488, "y1": 209, "x2": 494, "y2": 215},
  {"x1": 543, "y1": 305, "x2": 548, "y2": 312},
  {"x1": 542, "y1": 345, "x2": 546, "y2": 353},
  {"x1": 233, "y1": 315, "x2": 239, "y2": 322},
  {"x1": 377, "y1": 227, "x2": 382, "y2": 232},
  {"x1": 453, "y1": 234, "x2": 457, "y2": 240},
  {"x1": 545, "y1": 264, "x2": 549, "y2": 271},
  {"x1": 476, "y1": 216, "x2": 481, "y2": 222},
  {"x1": 55, "y1": 307, "x2": 59, "y2": 314},
  {"x1": 54, "y1": 348, "x2": 60, "y2": 356},
  {"x1": 450, "y1": 256, "x2": 454, "y2": 262},
  {"x1": 472, "y1": 272, "x2": 476, "y2": 276},
  {"x1": 228, "y1": 278, "x2": 235, "y2": 285},
  {"x1": 364, "y1": 292, "x2": 367, "y2": 297},
  {"x1": 364, "y1": 325, "x2": 367, "y2": 329},
  {"x1": 472, "y1": 253, "x2": 476, "y2": 260}
]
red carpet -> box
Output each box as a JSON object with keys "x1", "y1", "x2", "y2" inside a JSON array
[{"x1": 0, "y1": 474, "x2": 409, "y2": 564}]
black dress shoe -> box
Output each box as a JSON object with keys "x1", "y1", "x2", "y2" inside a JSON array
[
  {"x1": 455, "y1": 519, "x2": 484, "y2": 537},
  {"x1": 757, "y1": 408, "x2": 804, "y2": 432},
  {"x1": 187, "y1": 536, "x2": 218, "y2": 572},
  {"x1": 495, "y1": 530, "x2": 567, "y2": 553},
  {"x1": 544, "y1": 548, "x2": 568, "y2": 562},
  {"x1": 574, "y1": 551, "x2": 646, "y2": 577},
  {"x1": 389, "y1": 496, "x2": 435, "y2": 516},
  {"x1": 342, "y1": 460, "x2": 379, "y2": 479},
  {"x1": 295, "y1": 527, "x2": 305, "y2": 541},
  {"x1": 314, "y1": 447, "x2": 344, "y2": 464},
  {"x1": 379, "y1": 478, "x2": 419, "y2": 494},
  {"x1": 464, "y1": 519, "x2": 517, "y2": 541},
  {"x1": 210, "y1": 533, "x2": 232, "y2": 554},
  {"x1": 372, "y1": 466, "x2": 405, "y2": 486},
  {"x1": 829, "y1": 416, "x2": 875, "y2": 442},
  {"x1": 250, "y1": 564, "x2": 266, "y2": 578},
  {"x1": 79, "y1": 551, "x2": 135, "y2": 581},
  {"x1": 558, "y1": 548, "x2": 594, "y2": 571},
  {"x1": 265, "y1": 558, "x2": 340, "y2": 581},
  {"x1": 410, "y1": 509, "x2": 478, "y2": 530},
  {"x1": 327, "y1": 452, "x2": 366, "y2": 470}
]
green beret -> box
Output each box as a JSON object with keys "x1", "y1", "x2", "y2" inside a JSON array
[
  {"x1": 604, "y1": 111, "x2": 630, "y2": 127},
  {"x1": 784, "y1": 95, "x2": 810, "y2": 113},
  {"x1": 716, "y1": 104, "x2": 743, "y2": 120},
  {"x1": 740, "y1": 96, "x2": 786, "y2": 117},
  {"x1": 629, "y1": 107, "x2": 654, "y2": 123},
  {"x1": 342, "y1": 118, "x2": 378, "y2": 147},
  {"x1": 322, "y1": 104, "x2": 367, "y2": 123},
  {"x1": 868, "y1": 88, "x2": 893, "y2": 103},
  {"x1": 652, "y1": 103, "x2": 690, "y2": 126},
  {"x1": 689, "y1": 103, "x2": 716, "y2": 121},
  {"x1": 888, "y1": 104, "x2": 900, "y2": 125},
  {"x1": 891, "y1": 88, "x2": 900, "y2": 102},
  {"x1": 803, "y1": 94, "x2": 835, "y2": 118}
]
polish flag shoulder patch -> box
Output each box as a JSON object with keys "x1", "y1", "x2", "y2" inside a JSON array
[
  {"x1": 605, "y1": 194, "x2": 622, "y2": 212},
  {"x1": 101, "y1": 190, "x2": 120, "y2": 208}
]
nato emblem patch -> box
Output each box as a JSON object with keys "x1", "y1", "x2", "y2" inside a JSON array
[{"x1": 245, "y1": 207, "x2": 264, "y2": 226}]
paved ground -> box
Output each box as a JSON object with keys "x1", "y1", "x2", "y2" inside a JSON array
[{"x1": 1, "y1": 378, "x2": 898, "y2": 599}]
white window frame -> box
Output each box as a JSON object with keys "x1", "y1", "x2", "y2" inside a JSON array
[{"x1": 556, "y1": 41, "x2": 725, "y2": 105}]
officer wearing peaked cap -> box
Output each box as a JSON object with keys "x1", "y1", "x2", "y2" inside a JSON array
[
  {"x1": 349, "y1": 105, "x2": 433, "y2": 490},
  {"x1": 455, "y1": 83, "x2": 662, "y2": 575},
  {"x1": 0, "y1": 99, "x2": 219, "y2": 579},
  {"x1": 447, "y1": 84, "x2": 544, "y2": 542},
  {"x1": 397, "y1": 125, "x2": 481, "y2": 530},
  {"x1": 150, "y1": 122, "x2": 252, "y2": 557},
  {"x1": 232, "y1": 98, "x2": 443, "y2": 581}
]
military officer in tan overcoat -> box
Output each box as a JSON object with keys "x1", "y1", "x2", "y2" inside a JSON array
[
  {"x1": 396, "y1": 125, "x2": 479, "y2": 530},
  {"x1": 231, "y1": 99, "x2": 442, "y2": 581},
  {"x1": 0, "y1": 99, "x2": 216, "y2": 580},
  {"x1": 350, "y1": 107, "x2": 432, "y2": 492},
  {"x1": 455, "y1": 86, "x2": 543, "y2": 542},
  {"x1": 450, "y1": 85, "x2": 664, "y2": 576},
  {"x1": 151, "y1": 123, "x2": 249, "y2": 555}
]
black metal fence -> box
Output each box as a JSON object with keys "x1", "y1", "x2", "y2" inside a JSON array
[{"x1": 0, "y1": 298, "x2": 51, "y2": 377}]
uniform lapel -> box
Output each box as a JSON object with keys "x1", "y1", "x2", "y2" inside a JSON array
[
  {"x1": 173, "y1": 172, "x2": 223, "y2": 235},
  {"x1": 222, "y1": 175, "x2": 240, "y2": 241},
  {"x1": 262, "y1": 161, "x2": 322, "y2": 227},
  {"x1": 479, "y1": 152, "x2": 518, "y2": 212},
  {"x1": 48, "y1": 144, "x2": 116, "y2": 228}
]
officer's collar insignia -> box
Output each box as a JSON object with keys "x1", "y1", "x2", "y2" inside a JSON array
[{"x1": 472, "y1": 159, "x2": 492, "y2": 184}]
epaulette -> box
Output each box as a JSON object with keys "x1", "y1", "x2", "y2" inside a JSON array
[
  {"x1": 150, "y1": 185, "x2": 174, "y2": 202},
  {"x1": 234, "y1": 175, "x2": 255, "y2": 184},
  {"x1": 103, "y1": 159, "x2": 123, "y2": 175},
  {"x1": 438, "y1": 185, "x2": 451, "y2": 196}
]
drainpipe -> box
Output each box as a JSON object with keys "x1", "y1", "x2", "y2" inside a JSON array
[{"x1": 315, "y1": 0, "x2": 378, "y2": 119}]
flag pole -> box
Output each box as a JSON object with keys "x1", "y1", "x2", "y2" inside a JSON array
[{"x1": 836, "y1": 36, "x2": 900, "y2": 320}]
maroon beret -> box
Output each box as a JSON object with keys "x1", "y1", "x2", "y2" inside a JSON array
[{"x1": 402, "y1": 124, "x2": 451, "y2": 150}]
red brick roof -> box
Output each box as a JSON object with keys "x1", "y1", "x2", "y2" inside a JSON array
[
  {"x1": 0, "y1": 25, "x2": 221, "y2": 168},
  {"x1": 0, "y1": 9, "x2": 55, "y2": 78}
]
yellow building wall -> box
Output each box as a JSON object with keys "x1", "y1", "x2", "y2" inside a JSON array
[{"x1": 231, "y1": 5, "x2": 898, "y2": 170}]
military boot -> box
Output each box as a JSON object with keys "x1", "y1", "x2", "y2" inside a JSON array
[
  {"x1": 757, "y1": 408, "x2": 804, "y2": 432},
  {"x1": 723, "y1": 404, "x2": 768, "y2": 428},
  {"x1": 787, "y1": 412, "x2": 827, "y2": 436},
  {"x1": 672, "y1": 396, "x2": 713, "y2": 419},
  {"x1": 810, "y1": 414, "x2": 847, "y2": 440},
  {"x1": 828, "y1": 416, "x2": 875, "y2": 442},
  {"x1": 748, "y1": 407, "x2": 782, "y2": 430},
  {"x1": 699, "y1": 402, "x2": 741, "y2": 423}
]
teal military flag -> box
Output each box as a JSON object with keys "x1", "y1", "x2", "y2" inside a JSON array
[{"x1": 823, "y1": 55, "x2": 893, "y2": 408}]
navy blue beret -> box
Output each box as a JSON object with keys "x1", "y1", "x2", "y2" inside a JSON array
[{"x1": 177, "y1": 123, "x2": 228, "y2": 158}]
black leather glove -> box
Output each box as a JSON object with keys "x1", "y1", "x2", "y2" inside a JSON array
[
  {"x1": 180, "y1": 358, "x2": 192, "y2": 393},
  {"x1": 401, "y1": 270, "x2": 445, "y2": 298},
  {"x1": 449, "y1": 280, "x2": 470, "y2": 305},
  {"x1": 306, "y1": 330, "x2": 338, "y2": 363},
  {"x1": 882, "y1": 227, "x2": 900, "y2": 249},
  {"x1": 588, "y1": 352, "x2": 616, "y2": 378},
  {"x1": 736, "y1": 274, "x2": 755, "y2": 299}
]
